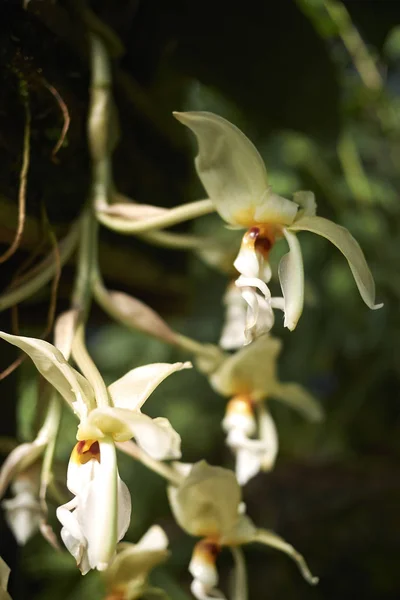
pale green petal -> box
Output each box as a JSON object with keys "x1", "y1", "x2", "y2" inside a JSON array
[
  {"x1": 292, "y1": 191, "x2": 317, "y2": 217},
  {"x1": 253, "y1": 191, "x2": 298, "y2": 226},
  {"x1": 272, "y1": 383, "x2": 323, "y2": 422},
  {"x1": 0, "y1": 332, "x2": 94, "y2": 415},
  {"x1": 230, "y1": 547, "x2": 248, "y2": 600},
  {"x1": 173, "y1": 111, "x2": 268, "y2": 226},
  {"x1": 251, "y1": 528, "x2": 318, "y2": 585},
  {"x1": 167, "y1": 461, "x2": 241, "y2": 538},
  {"x1": 210, "y1": 335, "x2": 282, "y2": 399},
  {"x1": 278, "y1": 229, "x2": 304, "y2": 331},
  {"x1": 108, "y1": 362, "x2": 191, "y2": 411},
  {"x1": 289, "y1": 216, "x2": 383, "y2": 310}
]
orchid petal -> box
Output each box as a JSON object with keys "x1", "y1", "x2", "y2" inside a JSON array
[
  {"x1": 278, "y1": 229, "x2": 304, "y2": 331},
  {"x1": 210, "y1": 335, "x2": 282, "y2": 399},
  {"x1": 289, "y1": 216, "x2": 383, "y2": 309},
  {"x1": 0, "y1": 332, "x2": 94, "y2": 416},
  {"x1": 3, "y1": 481, "x2": 41, "y2": 545},
  {"x1": 258, "y1": 407, "x2": 279, "y2": 471},
  {"x1": 78, "y1": 408, "x2": 181, "y2": 460},
  {"x1": 252, "y1": 528, "x2": 318, "y2": 585},
  {"x1": 0, "y1": 441, "x2": 46, "y2": 499},
  {"x1": 253, "y1": 190, "x2": 298, "y2": 225},
  {"x1": 272, "y1": 383, "x2": 323, "y2": 422},
  {"x1": 241, "y1": 288, "x2": 275, "y2": 344},
  {"x1": 108, "y1": 362, "x2": 191, "y2": 411},
  {"x1": 173, "y1": 111, "x2": 269, "y2": 226},
  {"x1": 78, "y1": 439, "x2": 127, "y2": 571},
  {"x1": 168, "y1": 461, "x2": 241, "y2": 538}
]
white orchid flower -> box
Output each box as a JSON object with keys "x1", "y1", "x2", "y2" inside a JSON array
[
  {"x1": 2, "y1": 472, "x2": 41, "y2": 546},
  {"x1": 168, "y1": 461, "x2": 318, "y2": 599},
  {"x1": 211, "y1": 335, "x2": 322, "y2": 485},
  {"x1": 103, "y1": 525, "x2": 169, "y2": 599},
  {"x1": 174, "y1": 111, "x2": 382, "y2": 335},
  {"x1": 0, "y1": 331, "x2": 190, "y2": 573}
]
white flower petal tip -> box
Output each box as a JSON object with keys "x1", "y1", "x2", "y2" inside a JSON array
[{"x1": 279, "y1": 229, "x2": 304, "y2": 332}]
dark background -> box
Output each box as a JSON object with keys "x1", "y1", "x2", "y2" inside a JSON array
[{"x1": 0, "y1": 1, "x2": 399, "y2": 598}]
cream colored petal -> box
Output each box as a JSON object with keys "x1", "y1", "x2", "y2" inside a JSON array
[
  {"x1": 210, "y1": 335, "x2": 282, "y2": 399},
  {"x1": 108, "y1": 362, "x2": 191, "y2": 411},
  {"x1": 0, "y1": 442, "x2": 45, "y2": 499},
  {"x1": 235, "y1": 446, "x2": 264, "y2": 486},
  {"x1": 57, "y1": 498, "x2": 91, "y2": 575},
  {"x1": 292, "y1": 191, "x2": 317, "y2": 218},
  {"x1": 253, "y1": 191, "x2": 298, "y2": 226},
  {"x1": 173, "y1": 111, "x2": 268, "y2": 226},
  {"x1": 278, "y1": 229, "x2": 304, "y2": 331},
  {"x1": 219, "y1": 286, "x2": 247, "y2": 350},
  {"x1": 3, "y1": 486, "x2": 41, "y2": 545},
  {"x1": 0, "y1": 332, "x2": 94, "y2": 416},
  {"x1": 272, "y1": 383, "x2": 323, "y2": 422},
  {"x1": 258, "y1": 407, "x2": 279, "y2": 471},
  {"x1": 191, "y1": 580, "x2": 226, "y2": 600},
  {"x1": 54, "y1": 309, "x2": 79, "y2": 359},
  {"x1": 167, "y1": 461, "x2": 241, "y2": 538},
  {"x1": 136, "y1": 525, "x2": 169, "y2": 552},
  {"x1": 106, "y1": 527, "x2": 168, "y2": 590},
  {"x1": 78, "y1": 439, "x2": 124, "y2": 571},
  {"x1": 289, "y1": 216, "x2": 383, "y2": 310},
  {"x1": 127, "y1": 415, "x2": 181, "y2": 460},
  {"x1": 251, "y1": 528, "x2": 318, "y2": 585},
  {"x1": 241, "y1": 288, "x2": 275, "y2": 344}
]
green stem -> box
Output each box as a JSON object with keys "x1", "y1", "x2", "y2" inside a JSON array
[
  {"x1": 0, "y1": 223, "x2": 79, "y2": 312},
  {"x1": 337, "y1": 132, "x2": 373, "y2": 205},
  {"x1": 39, "y1": 392, "x2": 62, "y2": 509},
  {"x1": 138, "y1": 229, "x2": 209, "y2": 250},
  {"x1": 97, "y1": 198, "x2": 214, "y2": 234}
]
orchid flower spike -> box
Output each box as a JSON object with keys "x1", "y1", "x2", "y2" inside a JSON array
[
  {"x1": 174, "y1": 111, "x2": 383, "y2": 336},
  {"x1": 0, "y1": 331, "x2": 191, "y2": 573},
  {"x1": 103, "y1": 525, "x2": 169, "y2": 599},
  {"x1": 210, "y1": 335, "x2": 322, "y2": 485},
  {"x1": 168, "y1": 461, "x2": 318, "y2": 599}
]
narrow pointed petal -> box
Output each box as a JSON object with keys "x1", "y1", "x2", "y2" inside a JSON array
[
  {"x1": 108, "y1": 362, "x2": 191, "y2": 411},
  {"x1": 258, "y1": 407, "x2": 279, "y2": 471},
  {"x1": 173, "y1": 111, "x2": 269, "y2": 226},
  {"x1": 289, "y1": 216, "x2": 383, "y2": 309},
  {"x1": 278, "y1": 229, "x2": 304, "y2": 331},
  {"x1": 0, "y1": 332, "x2": 94, "y2": 415},
  {"x1": 272, "y1": 383, "x2": 323, "y2": 422},
  {"x1": 252, "y1": 528, "x2": 319, "y2": 585}
]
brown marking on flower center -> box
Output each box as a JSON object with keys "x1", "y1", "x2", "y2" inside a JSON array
[
  {"x1": 72, "y1": 439, "x2": 100, "y2": 465},
  {"x1": 243, "y1": 226, "x2": 275, "y2": 258}
]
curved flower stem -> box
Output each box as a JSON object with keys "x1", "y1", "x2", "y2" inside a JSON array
[
  {"x1": 0, "y1": 222, "x2": 79, "y2": 312},
  {"x1": 92, "y1": 268, "x2": 222, "y2": 365},
  {"x1": 97, "y1": 198, "x2": 214, "y2": 234},
  {"x1": 230, "y1": 546, "x2": 248, "y2": 600},
  {"x1": 116, "y1": 441, "x2": 183, "y2": 487},
  {"x1": 138, "y1": 229, "x2": 209, "y2": 250},
  {"x1": 39, "y1": 392, "x2": 62, "y2": 511}
]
